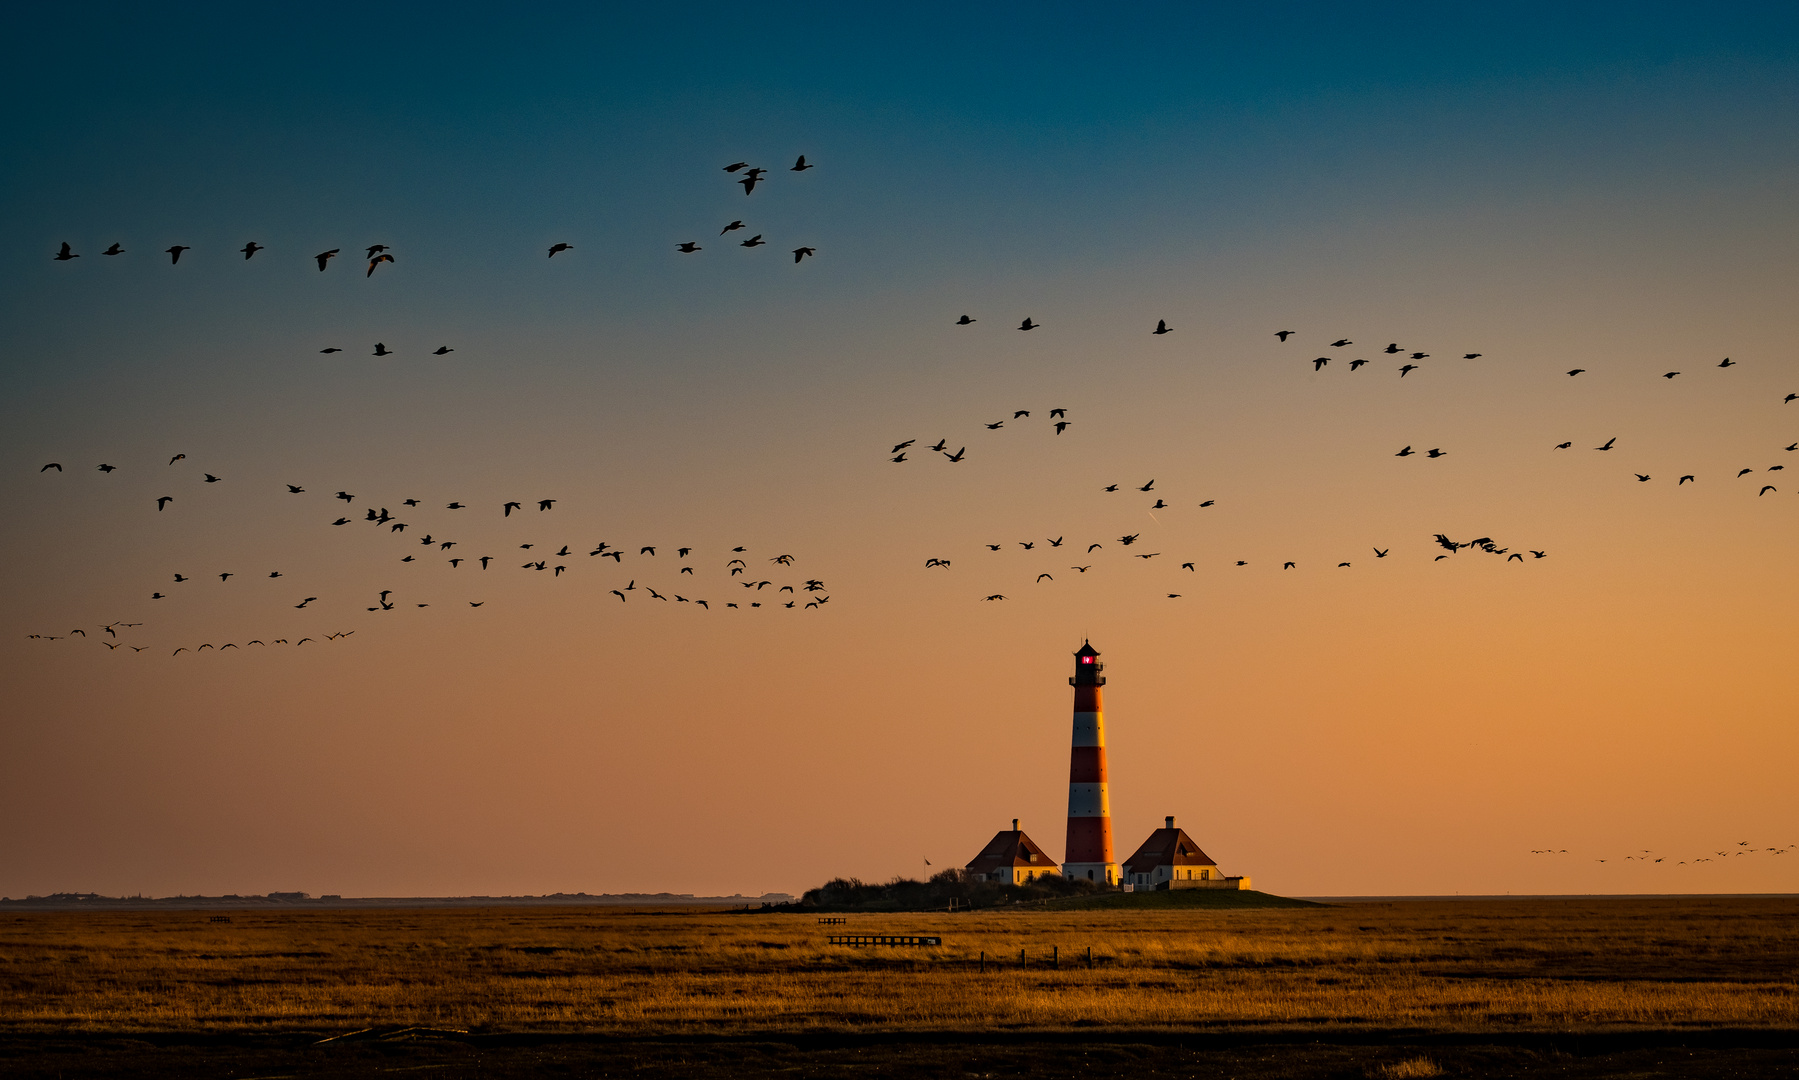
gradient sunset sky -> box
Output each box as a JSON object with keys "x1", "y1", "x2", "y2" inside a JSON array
[{"x1": 4, "y1": 3, "x2": 1797, "y2": 899}]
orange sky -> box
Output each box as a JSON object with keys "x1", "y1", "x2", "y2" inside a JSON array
[{"x1": 3, "y1": 7, "x2": 1797, "y2": 899}]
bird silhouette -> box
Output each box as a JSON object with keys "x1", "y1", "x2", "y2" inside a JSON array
[
  {"x1": 1760, "y1": 485, "x2": 1777, "y2": 496},
  {"x1": 548, "y1": 243, "x2": 573, "y2": 257},
  {"x1": 1313, "y1": 357, "x2": 1328, "y2": 371},
  {"x1": 985, "y1": 421, "x2": 1004, "y2": 430},
  {"x1": 721, "y1": 221, "x2": 745, "y2": 234},
  {"x1": 792, "y1": 247, "x2": 816, "y2": 262},
  {"x1": 1018, "y1": 318, "x2": 1038, "y2": 331},
  {"x1": 891, "y1": 452, "x2": 907, "y2": 463},
  {"x1": 1283, "y1": 562, "x2": 1295, "y2": 569},
  {"x1": 39, "y1": 462, "x2": 61, "y2": 472},
  {"x1": 314, "y1": 249, "x2": 339, "y2": 270},
  {"x1": 366, "y1": 253, "x2": 394, "y2": 276},
  {"x1": 791, "y1": 155, "x2": 813, "y2": 171},
  {"x1": 204, "y1": 473, "x2": 221, "y2": 482},
  {"x1": 103, "y1": 243, "x2": 123, "y2": 256},
  {"x1": 1349, "y1": 359, "x2": 1368, "y2": 370},
  {"x1": 166, "y1": 245, "x2": 188, "y2": 264},
  {"x1": 1568, "y1": 369, "x2": 1586, "y2": 376},
  {"x1": 53, "y1": 242, "x2": 77, "y2": 261},
  {"x1": 241, "y1": 242, "x2": 262, "y2": 259},
  {"x1": 677, "y1": 242, "x2": 701, "y2": 253},
  {"x1": 1384, "y1": 343, "x2": 1402, "y2": 354},
  {"x1": 1198, "y1": 500, "x2": 1214, "y2": 507},
  {"x1": 1151, "y1": 499, "x2": 1167, "y2": 509},
  {"x1": 1426, "y1": 448, "x2": 1446, "y2": 458},
  {"x1": 156, "y1": 496, "x2": 173, "y2": 511},
  {"x1": 503, "y1": 501, "x2": 521, "y2": 516},
  {"x1": 373, "y1": 342, "x2": 391, "y2": 356},
  {"x1": 740, "y1": 234, "x2": 766, "y2": 247},
  {"x1": 944, "y1": 447, "x2": 966, "y2": 462},
  {"x1": 1153, "y1": 320, "x2": 1171, "y2": 335},
  {"x1": 1719, "y1": 357, "x2": 1734, "y2": 367},
  {"x1": 538, "y1": 499, "x2": 555, "y2": 510},
  {"x1": 1275, "y1": 330, "x2": 1294, "y2": 341},
  {"x1": 982, "y1": 594, "x2": 1007, "y2": 601},
  {"x1": 1554, "y1": 442, "x2": 1572, "y2": 449},
  {"x1": 434, "y1": 346, "x2": 453, "y2": 355},
  {"x1": 1596, "y1": 437, "x2": 1616, "y2": 450},
  {"x1": 1738, "y1": 468, "x2": 1754, "y2": 477},
  {"x1": 1399, "y1": 364, "x2": 1418, "y2": 377},
  {"x1": 1396, "y1": 446, "x2": 1414, "y2": 457},
  {"x1": 956, "y1": 315, "x2": 975, "y2": 325},
  {"x1": 739, "y1": 175, "x2": 760, "y2": 195},
  {"x1": 1139, "y1": 480, "x2": 1155, "y2": 491},
  {"x1": 1054, "y1": 421, "x2": 1070, "y2": 433},
  {"x1": 723, "y1": 162, "x2": 748, "y2": 172},
  {"x1": 1103, "y1": 484, "x2": 1118, "y2": 491},
  {"x1": 1464, "y1": 353, "x2": 1483, "y2": 359},
  {"x1": 1635, "y1": 473, "x2": 1651, "y2": 482},
  {"x1": 1663, "y1": 371, "x2": 1680, "y2": 379},
  {"x1": 1037, "y1": 573, "x2": 1053, "y2": 582},
  {"x1": 1331, "y1": 339, "x2": 1352, "y2": 347}
]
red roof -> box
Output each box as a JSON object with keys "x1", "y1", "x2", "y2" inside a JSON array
[
  {"x1": 965, "y1": 829, "x2": 1055, "y2": 874},
  {"x1": 1121, "y1": 826, "x2": 1217, "y2": 874}
]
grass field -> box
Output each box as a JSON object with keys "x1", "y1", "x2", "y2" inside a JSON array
[{"x1": 2, "y1": 896, "x2": 1795, "y2": 1039}]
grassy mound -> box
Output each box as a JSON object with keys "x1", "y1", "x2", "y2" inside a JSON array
[{"x1": 1029, "y1": 888, "x2": 1320, "y2": 910}]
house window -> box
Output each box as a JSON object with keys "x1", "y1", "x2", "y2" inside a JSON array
[{"x1": 1200, "y1": 869, "x2": 1209, "y2": 880}]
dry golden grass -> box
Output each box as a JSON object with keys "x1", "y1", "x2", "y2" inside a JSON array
[
  {"x1": 1373, "y1": 1057, "x2": 1444, "y2": 1079},
  {"x1": 0, "y1": 897, "x2": 1794, "y2": 1035}
]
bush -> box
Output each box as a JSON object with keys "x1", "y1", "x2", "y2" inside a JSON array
[{"x1": 795, "y1": 869, "x2": 1102, "y2": 911}]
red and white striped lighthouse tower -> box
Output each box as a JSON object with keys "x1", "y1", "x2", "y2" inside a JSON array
[{"x1": 1062, "y1": 641, "x2": 1119, "y2": 885}]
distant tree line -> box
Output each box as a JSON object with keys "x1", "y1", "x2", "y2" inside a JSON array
[{"x1": 793, "y1": 868, "x2": 1103, "y2": 911}]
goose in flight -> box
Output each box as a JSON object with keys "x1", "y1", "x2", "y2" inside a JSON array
[
  {"x1": 548, "y1": 243, "x2": 573, "y2": 257},
  {"x1": 166, "y1": 245, "x2": 188, "y2": 263},
  {"x1": 315, "y1": 249, "x2": 339, "y2": 270},
  {"x1": 54, "y1": 242, "x2": 77, "y2": 261},
  {"x1": 956, "y1": 315, "x2": 975, "y2": 324},
  {"x1": 1153, "y1": 320, "x2": 1171, "y2": 335},
  {"x1": 1018, "y1": 317, "x2": 1038, "y2": 331},
  {"x1": 792, "y1": 247, "x2": 815, "y2": 262},
  {"x1": 1275, "y1": 330, "x2": 1294, "y2": 341},
  {"x1": 241, "y1": 242, "x2": 262, "y2": 259},
  {"x1": 791, "y1": 155, "x2": 813, "y2": 171}
]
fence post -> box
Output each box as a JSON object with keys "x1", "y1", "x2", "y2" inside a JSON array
[
  {"x1": 980, "y1": 950, "x2": 985, "y2": 974},
  {"x1": 1020, "y1": 948, "x2": 1025, "y2": 967},
  {"x1": 1053, "y1": 946, "x2": 1058, "y2": 969},
  {"x1": 1087, "y1": 946, "x2": 1092, "y2": 968}
]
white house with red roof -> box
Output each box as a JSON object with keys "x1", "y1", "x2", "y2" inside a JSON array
[{"x1": 1120, "y1": 816, "x2": 1251, "y2": 890}]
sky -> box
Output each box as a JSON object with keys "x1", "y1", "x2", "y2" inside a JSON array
[{"x1": 3, "y1": 2, "x2": 1797, "y2": 900}]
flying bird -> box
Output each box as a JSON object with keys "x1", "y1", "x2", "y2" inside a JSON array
[
  {"x1": 1679, "y1": 475, "x2": 1695, "y2": 484},
  {"x1": 1054, "y1": 421, "x2": 1070, "y2": 433},
  {"x1": 548, "y1": 243, "x2": 573, "y2": 257},
  {"x1": 315, "y1": 249, "x2": 339, "y2": 270},
  {"x1": 740, "y1": 234, "x2": 766, "y2": 247},
  {"x1": 366, "y1": 253, "x2": 394, "y2": 276},
  {"x1": 1568, "y1": 369, "x2": 1585, "y2": 376},
  {"x1": 166, "y1": 245, "x2": 188, "y2": 264},
  {"x1": 956, "y1": 315, "x2": 975, "y2": 324},
  {"x1": 373, "y1": 342, "x2": 391, "y2": 356},
  {"x1": 53, "y1": 242, "x2": 78, "y2": 261},
  {"x1": 103, "y1": 243, "x2": 123, "y2": 256},
  {"x1": 433, "y1": 346, "x2": 453, "y2": 355},
  {"x1": 1410, "y1": 352, "x2": 1429, "y2": 360},
  {"x1": 1018, "y1": 317, "x2": 1038, "y2": 331},
  {"x1": 1760, "y1": 485, "x2": 1777, "y2": 496},
  {"x1": 944, "y1": 447, "x2": 966, "y2": 461},
  {"x1": 1399, "y1": 364, "x2": 1418, "y2": 376},
  {"x1": 1395, "y1": 446, "x2": 1414, "y2": 457},
  {"x1": 1139, "y1": 480, "x2": 1155, "y2": 491},
  {"x1": 1719, "y1": 357, "x2": 1734, "y2": 367},
  {"x1": 1331, "y1": 339, "x2": 1352, "y2": 347},
  {"x1": 791, "y1": 155, "x2": 813, "y2": 171},
  {"x1": 241, "y1": 242, "x2": 262, "y2": 259},
  {"x1": 1635, "y1": 474, "x2": 1651, "y2": 482},
  {"x1": 1596, "y1": 437, "x2": 1616, "y2": 450},
  {"x1": 156, "y1": 496, "x2": 173, "y2": 511},
  {"x1": 1426, "y1": 448, "x2": 1446, "y2": 458},
  {"x1": 677, "y1": 242, "x2": 701, "y2": 253},
  {"x1": 739, "y1": 175, "x2": 760, "y2": 195},
  {"x1": 204, "y1": 473, "x2": 221, "y2": 482},
  {"x1": 1153, "y1": 320, "x2": 1171, "y2": 335},
  {"x1": 538, "y1": 499, "x2": 555, "y2": 510},
  {"x1": 792, "y1": 247, "x2": 816, "y2": 262},
  {"x1": 1463, "y1": 353, "x2": 1482, "y2": 359},
  {"x1": 1275, "y1": 330, "x2": 1294, "y2": 341},
  {"x1": 40, "y1": 462, "x2": 60, "y2": 472},
  {"x1": 723, "y1": 162, "x2": 748, "y2": 172},
  {"x1": 1313, "y1": 357, "x2": 1328, "y2": 371},
  {"x1": 1374, "y1": 547, "x2": 1389, "y2": 557},
  {"x1": 1349, "y1": 359, "x2": 1368, "y2": 370},
  {"x1": 721, "y1": 221, "x2": 745, "y2": 234},
  {"x1": 1384, "y1": 343, "x2": 1402, "y2": 354},
  {"x1": 1663, "y1": 371, "x2": 1680, "y2": 379},
  {"x1": 503, "y1": 501, "x2": 521, "y2": 516},
  {"x1": 1554, "y1": 442, "x2": 1572, "y2": 449}
]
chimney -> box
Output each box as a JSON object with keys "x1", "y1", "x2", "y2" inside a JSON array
[
  {"x1": 1166, "y1": 816, "x2": 1175, "y2": 830},
  {"x1": 1012, "y1": 818, "x2": 1019, "y2": 832}
]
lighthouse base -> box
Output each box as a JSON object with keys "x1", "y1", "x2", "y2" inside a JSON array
[{"x1": 1061, "y1": 862, "x2": 1120, "y2": 886}]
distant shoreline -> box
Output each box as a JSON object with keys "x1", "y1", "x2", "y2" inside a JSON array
[{"x1": 0, "y1": 892, "x2": 795, "y2": 912}]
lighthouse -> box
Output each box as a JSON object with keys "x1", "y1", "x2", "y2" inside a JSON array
[{"x1": 1063, "y1": 641, "x2": 1119, "y2": 885}]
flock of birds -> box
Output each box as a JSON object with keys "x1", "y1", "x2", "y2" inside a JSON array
[
  {"x1": 50, "y1": 154, "x2": 822, "y2": 273},
  {"x1": 882, "y1": 328, "x2": 1796, "y2": 601},
  {"x1": 27, "y1": 449, "x2": 832, "y2": 654},
  {"x1": 1529, "y1": 840, "x2": 1793, "y2": 867}
]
